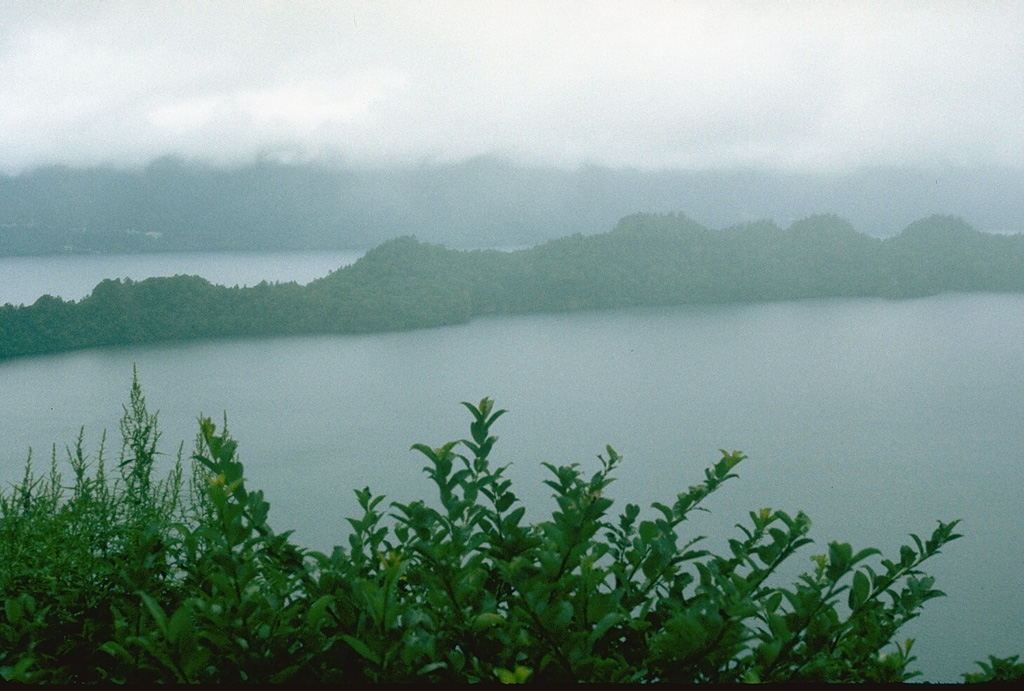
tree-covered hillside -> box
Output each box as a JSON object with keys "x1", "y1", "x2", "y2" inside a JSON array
[{"x1": 2, "y1": 213, "x2": 1023, "y2": 360}]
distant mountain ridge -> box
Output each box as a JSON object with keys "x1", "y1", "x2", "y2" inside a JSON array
[
  {"x1": 2, "y1": 212, "x2": 1022, "y2": 360},
  {"x1": 1, "y1": 157, "x2": 1022, "y2": 255}
]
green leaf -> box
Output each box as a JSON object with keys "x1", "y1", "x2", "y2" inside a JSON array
[
  {"x1": 139, "y1": 591, "x2": 168, "y2": 637},
  {"x1": 306, "y1": 595, "x2": 335, "y2": 628},
  {"x1": 495, "y1": 492, "x2": 516, "y2": 513},
  {"x1": 99, "y1": 641, "x2": 133, "y2": 663},
  {"x1": 849, "y1": 570, "x2": 870, "y2": 609},
  {"x1": 418, "y1": 661, "x2": 448, "y2": 676},
  {"x1": 651, "y1": 501, "x2": 674, "y2": 521},
  {"x1": 827, "y1": 542, "x2": 854, "y2": 580},
  {"x1": 340, "y1": 634, "x2": 381, "y2": 666},
  {"x1": 767, "y1": 612, "x2": 789, "y2": 639},
  {"x1": 764, "y1": 591, "x2": 783, "y2": 614},
  {"x1": 167, "y1": 604, "x2": 194, "y2": 644},
  {"x1": 852, "y1": 547, "x2": 882, "y2": 564},
  {"x1": 496, "y1": 665, "x2": 533, "y2": 684},
  {"x1": 590, "y1": 611, "x2": 626, "y2": 643},
  {"x1": 502, "y1": 506, "x2": 527, "y2": 532},
  {"x1": 472, "y1": 612, "x2": 505, "y2": 632},
  {"x1": 540, "y1": 601, "x2": 574, "y2": 631},
  {"x1": 900, "y1": 544, "x2": 916, "y2": 567},
  {"x1": 4, "y1": 598, "x2": 23, "y2": 625}
]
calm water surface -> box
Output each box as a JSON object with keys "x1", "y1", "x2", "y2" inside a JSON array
[{"x1": 0, "y1": 252, "x2": 1021, "y2": 682}]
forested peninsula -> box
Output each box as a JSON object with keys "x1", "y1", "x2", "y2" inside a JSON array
[{"x1": 3, "y1": 213, "x2": 1023, "y2": 361}]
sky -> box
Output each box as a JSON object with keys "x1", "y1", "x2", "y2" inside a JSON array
[{"x1": 1, "y1": 0, "x2": 1022, "y2": 175}]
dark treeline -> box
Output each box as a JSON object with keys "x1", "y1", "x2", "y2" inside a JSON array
[
  {"x1": 3, "y1": 213, "x2": 1023, "y2": 360},
  {"x1": 2, "y1": 157, "x2": 1024, "y2": 255}
]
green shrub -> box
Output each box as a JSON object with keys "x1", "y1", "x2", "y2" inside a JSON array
[{"x1": 0, "y1": 376, "x2": 1020, "y2": 682}]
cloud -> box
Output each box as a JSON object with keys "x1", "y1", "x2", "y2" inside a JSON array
[{"x1": 1, "y1": 1, "x2": 1022, "y2": 173}]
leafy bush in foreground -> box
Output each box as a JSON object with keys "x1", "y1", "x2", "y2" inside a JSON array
[{"x1": 0, "y1": 376, "x2": 1020, "y2": 683}]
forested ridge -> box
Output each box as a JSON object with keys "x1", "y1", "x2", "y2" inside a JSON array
[
  {"x1": 4, "y1": 158, "x2": 1024, "y2": 254},
  {"x1": 3, "y1": 212, "x2": 1023, "y2": 360}
]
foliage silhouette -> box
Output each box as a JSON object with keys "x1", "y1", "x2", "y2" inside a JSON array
[{"x1": 0, "y1": 376, "x2": 1020, "y2": 682}]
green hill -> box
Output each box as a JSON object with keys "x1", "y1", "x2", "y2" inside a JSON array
[{"x1": 2, "y1": 213, "x2": 1022, "y2": 360}]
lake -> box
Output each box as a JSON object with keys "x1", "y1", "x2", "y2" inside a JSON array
[{"x1": 0, "y1": 251, "x2": 1022, "y2": 682}]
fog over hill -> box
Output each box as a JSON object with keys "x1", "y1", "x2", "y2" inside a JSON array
[
  {"x1": 4, "y1": 5, "x2": 1022, "y2": 256},
  {"x1": 1, "y1": 158, "x2": 1021, "y2": 256}
]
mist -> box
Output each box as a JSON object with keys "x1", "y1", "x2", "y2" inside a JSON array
[{"x1": 2, "y1": 2, "x2": 1022, "y2": 174}]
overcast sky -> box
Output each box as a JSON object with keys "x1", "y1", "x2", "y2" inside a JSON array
[{"x1": 1, "y1": 1, "x2": 1021, "y2": 174}]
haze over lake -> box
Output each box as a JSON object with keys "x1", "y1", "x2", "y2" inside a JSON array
[{"x1": 1, "y1": 252, "x2": 1021, "y2": 683}]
